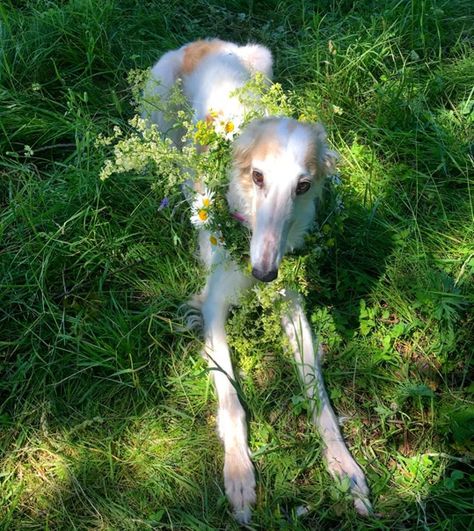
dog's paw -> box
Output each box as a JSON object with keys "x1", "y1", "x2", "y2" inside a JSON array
[
  {"x1": 324, "y1": 443, "x2": 372, "y2": 516},
  {"x1": 224, "y1": 449, "x2": 256, "y2": 524},
  {"x1": 176, "y1": 294, "x2": 203, "y2": 332}
]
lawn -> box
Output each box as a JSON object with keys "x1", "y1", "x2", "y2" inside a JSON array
[{"x1": 0, "y1": 0, "x2": 473, "y2": 529}]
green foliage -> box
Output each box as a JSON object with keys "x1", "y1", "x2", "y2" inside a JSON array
[{"x1": 0, "y1": 0, "x2": 473, "y2": 528}]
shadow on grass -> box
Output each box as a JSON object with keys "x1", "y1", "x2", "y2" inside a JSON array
[
  {"x1": 1, "y1": 0, "x2": 472, "y2": 527},
  {"x1": 2, "y1": 117, "x2": 472, "y2": 531},
  {"x1": 3, "y1": 390, "x2": 472, "y2": 530}
]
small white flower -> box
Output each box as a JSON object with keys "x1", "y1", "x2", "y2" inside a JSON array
[
  {"x1": 191, "y1": 188, "x2": 214, "y2": 211},
  {"x1": 213, "y1": 115, "x2": 242, "y2": 141},
  {"x1": 190, "y1": 210, "x2": 211, "y2": 227},
  {"x1": 24, "y1": 145, "x2": 34, "y2": 157},
  {"x1": 209, "y1": 231, "x2": 224, "y2": 250},
  {"x1": 190, "y1": 188, "x2": 215, "y2": 227}
]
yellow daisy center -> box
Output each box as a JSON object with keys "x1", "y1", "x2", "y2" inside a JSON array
[
  {"x1": 225, "y1": 121, "x2": 235, "y2": 134},
  {"x1": 209, "y1": 235, "x2": 218, "y2": 246},
  {"x1": 198, "y1": 209, "x2": 208, "y2": 221},
  {"x1": 203, "y1": 198, "x2": 211, "y2": 207}
]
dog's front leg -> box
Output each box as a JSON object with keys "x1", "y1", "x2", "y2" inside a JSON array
[
  {"x1": 201, "y1": 265, "x2": 255, "y2": 523},
  {"x1": 280, "y1": 290, "x2": 372, "y2": 515}
]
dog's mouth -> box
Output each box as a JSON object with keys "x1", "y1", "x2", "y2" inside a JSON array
[
  {"x1": 250, "y1": 248, "x2": 281, "y2": 283},
  {"x1": 250, "y1": 245, "x2": 282, "y2": 283}
]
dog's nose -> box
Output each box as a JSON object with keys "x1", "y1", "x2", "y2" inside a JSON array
[{"x1": 252, "y1": 267, "x2": 278, "y2": 282}]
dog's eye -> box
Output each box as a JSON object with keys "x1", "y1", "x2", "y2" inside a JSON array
[
  {"x1": 296, "y1": 181, "x2": 311, "y2": 195},
  {"x1": 252, "y1": 169, "x2": 264, "y2": 188}
]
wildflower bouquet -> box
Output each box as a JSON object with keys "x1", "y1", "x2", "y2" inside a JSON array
[{"x1": 98, "y1": 70, "x2": 346, "y2": 292}]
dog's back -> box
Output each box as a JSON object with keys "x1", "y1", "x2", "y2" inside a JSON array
[{"x1": 142, "y1": 39, "x2": 272, "y2": 145}]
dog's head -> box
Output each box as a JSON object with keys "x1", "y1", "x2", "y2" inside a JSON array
[{"x1": 229, "y1": 117, "x2": 337, "y2": 282}]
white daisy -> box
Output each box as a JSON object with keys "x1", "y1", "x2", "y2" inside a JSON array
[
  {"x1": 213, "y1": 115, "x2": 242, "y2": 141},
  {"x1": 190, "y1": 209, "x2": 210, "y2": 227},
  {"x1": 190, "y1": 188, "x2": 215, "y2": 227},
  {"x1": 209, "y1": 232, "x2": 224, "y2": 250}
]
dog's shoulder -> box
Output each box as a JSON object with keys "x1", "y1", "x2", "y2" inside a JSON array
[
  {"x1": 181, "y1": 39, "x2": 273, "y2": 78},
  {"x1": 182, "y1": 39, "x2": 231, "y2": 75}
]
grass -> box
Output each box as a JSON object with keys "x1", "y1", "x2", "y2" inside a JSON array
[{"x1": 0, "y1": 0, "x2": 473, "y2": 528}]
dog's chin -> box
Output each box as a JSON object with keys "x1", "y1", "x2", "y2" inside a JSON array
[{"x1": 251, "y1": 267, "x2": 278, "y2": 283}]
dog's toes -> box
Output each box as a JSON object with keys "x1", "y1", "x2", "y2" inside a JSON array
[
  {"x1": 324, "y1": 444, "x2": 372, "y2": 516},
  {"x1": 224, "y1": 449, "x2": 256, "y2": 523},
  {"x1": 234, "y1": 505, "x2": 252, "y2": 525},
  {"x1": 349, "y1": 470, "x2": 372, "y2": 515},
  {"x1": 353, "y1": 495, "x2": 372, "y2": 516}
]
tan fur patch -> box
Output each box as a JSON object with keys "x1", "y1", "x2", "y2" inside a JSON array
[
  {"x1": 182, "y1": 39, "x2": 226, "y2": 75},
  {"x1": 232, "y1": 119, "x2": 283, "y2": 195},
  {"x1": 251, "y1": 134, "x2": 282, "y2": 161}
]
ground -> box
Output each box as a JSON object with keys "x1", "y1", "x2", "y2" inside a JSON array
[{"x1": 0, "y1": 0, "x2": 473, "y2": 529}]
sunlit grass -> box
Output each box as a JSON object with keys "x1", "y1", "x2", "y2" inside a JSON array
[{"x1": 1, "y1": 0, "x2": 473, "y2": 528}]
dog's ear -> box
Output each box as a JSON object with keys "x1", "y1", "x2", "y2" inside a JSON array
[
  {"x1": 322, "y1": 148, "x2": 339, "y2": 176},
  {"x1": 232, "y1": 121, "x2": 260, "y2": 175},
  {"x1": 309, "y1": 123, "x2": 339, "y2": 178}
]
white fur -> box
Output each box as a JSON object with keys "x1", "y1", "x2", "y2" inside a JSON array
[
  {"x1": 143, "y1": 48, "x2": 187, "y2": 144},
  {"x1": 144, "y1": 39, "x2": 371, "y2": 522}
]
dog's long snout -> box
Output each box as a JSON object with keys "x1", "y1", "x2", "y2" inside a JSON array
[{"x1": 251, "y1": 267, "x2": 278, "y2": 283}]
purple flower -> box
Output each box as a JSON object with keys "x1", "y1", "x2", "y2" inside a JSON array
[{"x1": 158, "y1": 197, "x2": 169, "y2": 211}]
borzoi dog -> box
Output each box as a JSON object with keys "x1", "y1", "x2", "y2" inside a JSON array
[{"x1": 143, "y1": 39, "x2": 371, "y2": 523}]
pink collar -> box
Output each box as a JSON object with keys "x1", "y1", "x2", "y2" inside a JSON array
[{"x1": 231, "y1": 211, "x2": 247, "y2": 223}]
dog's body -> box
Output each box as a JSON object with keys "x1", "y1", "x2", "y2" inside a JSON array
[
  {"x1": 144, "y1": 39, "x2": 371, "y2": 523},
  {"x1": 143, "y1": 39, "x2": 272, "y2": 148}
]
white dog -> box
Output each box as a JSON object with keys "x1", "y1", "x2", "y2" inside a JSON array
[{"x1": 143, "y1": 39, "x2": 371, "y2": 523}]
